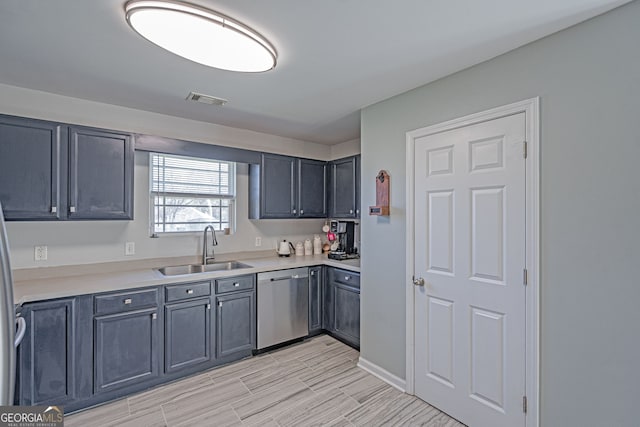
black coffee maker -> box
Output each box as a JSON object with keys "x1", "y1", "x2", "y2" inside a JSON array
[{"x1": 328, "y1": 220, "x2": 358, "y2": 260}]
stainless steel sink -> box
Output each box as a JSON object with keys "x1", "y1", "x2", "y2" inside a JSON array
[{"x1": 157, "y1": 261, "x2": 252, "y2": 276}]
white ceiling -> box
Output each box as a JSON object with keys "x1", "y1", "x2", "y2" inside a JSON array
[{"x1": 0, "y1": 0, "x2": 630, "y2": 145}]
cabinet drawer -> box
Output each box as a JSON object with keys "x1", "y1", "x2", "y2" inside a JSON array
[
  {"x1": 332, "y1": 269, "x2": 360, "y2": 289},
  {"x1": 94, "y1": 288, "x2": 158, "y2": 315},
  {"x1": 165, "y1": 281, "x2": 211, "y2": 303},
  {"x1": 216, "y1": 275, "x2": 255, "y2": 294}
]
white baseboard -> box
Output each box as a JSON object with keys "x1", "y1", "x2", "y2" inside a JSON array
[{"x1": 357, "y1": 357, "x2": 406, "y2": 393}]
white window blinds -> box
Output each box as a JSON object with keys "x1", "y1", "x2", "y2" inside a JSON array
[{"x1": 151, "y1": 153, "x2": 235, "y2": 233}]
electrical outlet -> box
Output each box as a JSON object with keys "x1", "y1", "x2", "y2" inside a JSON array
[
  {"x1": 255, "y1": 237, "x2": 262, "y2": 247},
  {"x1": 34, "y1": 246, "x2": 48, "y2": 261},
  {"x1": 125, "y1": 242, "x2": 135, "y2": 256}
]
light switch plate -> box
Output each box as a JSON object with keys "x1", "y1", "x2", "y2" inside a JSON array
[{"x1": 255, "y1": 237, "x2": 262, "y2": 247}]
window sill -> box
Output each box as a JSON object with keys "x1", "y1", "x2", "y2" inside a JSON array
[{"x1": 150, "y1": 228, "x2": 233, "y2": 238}]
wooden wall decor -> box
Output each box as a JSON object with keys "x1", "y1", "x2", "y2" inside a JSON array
[{"x1": 369, "y1": 170, "x2": 390, "y2": 216}]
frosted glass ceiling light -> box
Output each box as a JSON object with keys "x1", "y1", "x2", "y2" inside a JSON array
[{"x1": 125, "y1": 1, "x2": 277, "y2": 72}]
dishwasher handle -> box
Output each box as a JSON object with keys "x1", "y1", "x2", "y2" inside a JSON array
[
  {"x1": 257, "y1": 268, "x2": 309, "y2": 283},
  {"x1": 269, "y1": 274, "x2": 304, "y2": 282}
]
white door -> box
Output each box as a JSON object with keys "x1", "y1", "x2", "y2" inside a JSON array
[{"x1": 413, "y1": 113, "x2": 526, "y2": 427}]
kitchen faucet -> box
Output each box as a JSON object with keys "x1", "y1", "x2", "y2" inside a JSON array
[{"x1": 202, "y1": 225, "x2": 218, "y2": 265}]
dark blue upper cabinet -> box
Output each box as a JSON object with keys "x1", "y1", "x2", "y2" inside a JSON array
[
  {"x1": 355, "y1": 155, "x2": 361, "y2": 218},
  {"x1": 0, "y1": 114, "x2": 134, "y2": 221},
  {"x1": 298, "y1": 159, "x2": 327, "y2": 218},
  {"x1": 329, "y1": 155, "x2": 360, "y2": 218},
  {"x1": 249, "y1": 153, "x2": 328, "y2": 219},
  {"x1": 261, "y1": 153, "x2": 297, "y2": 218},
  {"x1": 0, "y1": 116, "x2": 64, "y2": 220},
  {"x1": 68, "y1": 126, "x2": 134, "y2": 220}
]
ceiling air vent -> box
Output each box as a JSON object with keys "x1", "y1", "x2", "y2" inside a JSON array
[{"x1": 186, "y1": 91, "x2": 228, "y2": 106}]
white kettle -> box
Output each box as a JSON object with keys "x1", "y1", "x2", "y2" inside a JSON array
[{"x1": 276, "y1": 240, "x2": 294, "y2": 257}]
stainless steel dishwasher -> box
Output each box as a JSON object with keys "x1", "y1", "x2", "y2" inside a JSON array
[{"x1": 257, "y1": 268, "x2": 309, "y2": 349}]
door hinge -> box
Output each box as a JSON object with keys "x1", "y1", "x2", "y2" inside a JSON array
[
  {"x1": 523, "y1": 141, "x2": 528, "y2": 159},
  {"x1": 523, "y1": 268, "x2": 528, "y2": 286},
  {"x1": 522, "y1": 395, "x2": 528, "y2": 413}
]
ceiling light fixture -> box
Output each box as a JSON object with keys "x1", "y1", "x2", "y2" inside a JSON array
[{"x1": 125, "y1": 0, "x2": 277, "y2": 73}]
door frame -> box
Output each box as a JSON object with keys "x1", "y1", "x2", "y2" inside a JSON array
[{"x1": 404, "y1": 97, "x2": 539, "y2": 426}]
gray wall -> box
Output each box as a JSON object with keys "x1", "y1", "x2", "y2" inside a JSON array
[{"x1": 360, "y1": 2, "x2": 640, "y2": 426}]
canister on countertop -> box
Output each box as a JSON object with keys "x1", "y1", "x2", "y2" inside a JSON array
[
  {"x1": 313, "y1": 235, "x2": 322, "y2": 255},
  {"x1": 304, "y1": 239, "x2": 313, "y2": 256}
]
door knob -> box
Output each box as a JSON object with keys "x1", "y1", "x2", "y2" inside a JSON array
[{"x1": 412, "y1": 276, "x2": 425, "y2": 286}]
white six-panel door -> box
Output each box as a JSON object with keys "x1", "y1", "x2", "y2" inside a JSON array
[{"x1": 413, "y1": 113, "x2": 526, "y2": 427}]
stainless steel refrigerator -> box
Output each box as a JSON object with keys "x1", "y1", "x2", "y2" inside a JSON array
[{"x1": 0, "y1": 202, "x2": 26, "y2": 405}]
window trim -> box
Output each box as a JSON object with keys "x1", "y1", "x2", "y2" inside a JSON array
[{"x1": 149, "y1": 152, "x2": 236, "y2": 236}]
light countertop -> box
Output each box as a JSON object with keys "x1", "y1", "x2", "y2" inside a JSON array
[{"x1": 13, "y1": 252, "x2": 360, "y2": 305}]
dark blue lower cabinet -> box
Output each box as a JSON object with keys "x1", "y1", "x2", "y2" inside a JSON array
[
  {"x1": 164, "y1": 298, "x2": 212, "y2": 373},
  {"x1": 333, "y1": 284, "x2": 361, "y2": 348},
  {"x1": 309, "y1": 266, "x2": 323, "y2": 333},
  {"x1": 323, "y1": 267, "x2": 360, "y2": 349},
  {"x1": 17, "y1": 299, "x2": 77, "y2": 406},
  {"x1": 94, "y1": 307, "x2": 159, "y2": 394},
  {"x1": 15, "y1": 276, "x2": 261, "y2": 412},
  {"x1": 216, "y1": 291, "x2": 255, "y2": 358},
  {"x1": 322, "y1": 276, "x2": 334, "y2": 332}
]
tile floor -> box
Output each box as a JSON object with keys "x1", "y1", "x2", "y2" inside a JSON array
[{"x1": 66, "y1": 335, "x2": 464, "y2": 426}]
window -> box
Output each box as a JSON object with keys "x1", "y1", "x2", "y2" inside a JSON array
[{"x1": 151, "y1": 153, "x2": 235, "y2": 234}]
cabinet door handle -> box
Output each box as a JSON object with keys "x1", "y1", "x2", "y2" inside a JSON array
[
  {"x1": 69, "y1": 206, "x2": 76, "y2": 213},
  {"x1": 123, "y1": 298, "x2": 132, "y2": 305},
  {"x1": 218, "y1": 301, "x2": 223, "y2": 307},
  {"x1": 186, "y1": 289, "x2": 194, "y2": 294},
  {"x1": 292, "y1": 208, "x2": 297, "y2": 214},
  {"x1": 151, "y1": 313, "x2": 157, "y2": 320},
  {"x1": 356, "y1": 209, "x2": 360, "y2": 215},
  {"x1": 344, "y1": 276, "x2": 350, "y2": 281},
  {"x1": 233, "y1": 283, "x2": 240, "y2": 287},
  {"x1": 311, "y1": 271, "x2": 315, "y2": 276},
  {"x1": 349, "y1": 209, "x2": 354, "y2": 214},
  {"x1": 207, "y1": 303, "x2": 211, "y2": 310},
  {"x1": 300, "y1": 209, "x2": 304, "y2": 215},
  {"x1": 51, "y1": 206, "x2": 57, "y2": 214}
]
